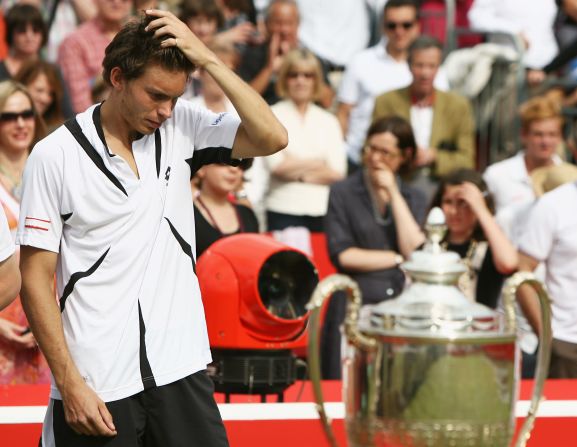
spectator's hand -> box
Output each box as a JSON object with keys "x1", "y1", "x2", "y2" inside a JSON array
[
  {"x1": 217, "y1": 22, "x2": 256, "y2": 45},
  {"x1": 456, "y1": 181, "x2": 489, "y2": 217},
  {"x1": 145, "y1": 9, "x2": 215, "y2": 68},
  {"x1": 519, "y1": 32, "x2": 530, "y2": 50},
  {"x1": 61, "y1": 374, "x2": 117, "y2": 437},
  {"x1": 527, "y1": 69, "x2": 546, "y2": 87},
  {"x1": 267, "y1": 33, "x2": 285, "y2": 73},
  {"x1": 415, "y1": 147, "x2": 436, "y2": 167},
  {"x1": 371, "y1": 163, "x2": 398, "y2": 197},
  {"x1": 0, "y1": 318, "x2": 37, "y2": 349}
]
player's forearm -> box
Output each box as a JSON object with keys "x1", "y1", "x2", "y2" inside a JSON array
[{"x1": 20, "y1": 253, "x2": 81, "y2": 391}]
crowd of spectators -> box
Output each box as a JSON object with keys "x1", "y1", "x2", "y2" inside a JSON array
[{"x1": 1, "y1": 0, "x2": 577, "y2": 385}]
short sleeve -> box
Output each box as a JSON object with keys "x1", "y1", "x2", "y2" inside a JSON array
[
  {"x1": 175, "y1": 100, "x2": 241, "y2": 155},
  {"x1": 16, "y1": 143, "x2": 64, "y2": 253},
  {"x1": 0, "y1": 209, "x2": 14, "y2": 262},
  {"x1": 518, "y1": 195, "x2": 556, "y2": 262}
]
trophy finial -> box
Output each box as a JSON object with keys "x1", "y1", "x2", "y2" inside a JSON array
[{"x1": 424, "y1": 207, "x2": 446, "y2": 254}]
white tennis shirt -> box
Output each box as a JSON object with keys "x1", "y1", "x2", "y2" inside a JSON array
[{"x1": 16, "y1": 100, "x2": 241, "y2": 402}]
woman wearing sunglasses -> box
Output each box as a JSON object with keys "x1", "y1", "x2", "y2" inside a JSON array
[
  {"x1": 194, "y1": 160, "x2": 259, "y2": 258},
  {"x1": 263, "y1": 48, "x2": 346, "y2": 232},
  {"x1": 0, "y1": 80, "x2": 48, "y2": 384}
]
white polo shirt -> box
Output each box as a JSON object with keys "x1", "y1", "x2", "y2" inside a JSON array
[
  {"x1": 0, "y1": 208, "x2": 14, "y2": 262},
  {"x1": 518, "y1": 182, "x2": 577, "y2": 344},
  {"x1": 483, "y1": 151, "x2": 562, "y2": 228},
  {"x1": 16, "y1": 100, "x2": 241, "y2": 402},
  {"x1": 338, "y1": 39, "x2": 449, "y2": 164}
]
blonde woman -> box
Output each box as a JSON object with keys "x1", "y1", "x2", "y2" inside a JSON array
[
  {"x1": 0, "y1": 80, "x2": 48, "y2": 384},
  {"x1": 265, "y1": 48, "x2": 346, "y2": 231}
]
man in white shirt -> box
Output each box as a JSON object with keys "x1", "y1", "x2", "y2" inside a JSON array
[
  {"x1": 0, "y1": 208, "x2": 19, "y2": 310},
  {"x1": 336, "y1": 0, "x2": 448, "y2": 170},
  {"x1": 517, "y1": 181, "x2": 577, "y2": 378},
  {"x1": 17, "y1": 9, "x2": 286, "y2": 447},
  {"x1": 483, "y1": 95, "x2": 563, "y2": 231},
  {"x1": 468, "y1": 0, "x2": 558, "y2": 71}
]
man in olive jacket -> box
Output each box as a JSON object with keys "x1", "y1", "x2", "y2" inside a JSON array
[{"x1": 372, "y1": 36, "x2": 475, "y2": 196}]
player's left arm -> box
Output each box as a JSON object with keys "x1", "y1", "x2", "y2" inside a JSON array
[{"x1": 145, "y1": 9, "x2": 288, "y2": 159}]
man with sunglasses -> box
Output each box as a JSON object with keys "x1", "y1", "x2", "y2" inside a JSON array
[
  {"x1": 0, "y1": 208, "x2": 19, "y2": 310},
  {"x1": 337, "y1": 0, "x2": 449, "y2": 173},
  {"x1": 17, "y1": 9, "x2": 286, "y2": 447}
]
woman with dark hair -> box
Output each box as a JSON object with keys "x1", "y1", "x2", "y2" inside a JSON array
[
  {"x1": 0, "y1": 3, "x2": 47, "y2": 81},
  {"x1": 14, "y1": 60, "x2": 68, "y2": 131},
  {"x1": 326, "y1": 115, "x2": 427, "y2": 304},
  {"x1": 322, "y1": 115, "x2": 426, "y2": 379},
  {"x1": 430, "y1": 168, "x2": 518, "y2": 307}
]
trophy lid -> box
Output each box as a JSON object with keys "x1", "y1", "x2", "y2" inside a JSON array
[{"x1": 364, "y1": 208, "x2": 505, "y2": 338}]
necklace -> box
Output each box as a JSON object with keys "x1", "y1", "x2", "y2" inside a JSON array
[
  {"x1": 196, "y1": 195, "x2": 244, "y2": 235},
  {"x1": 0, "y1": 162, "x2": 22, "y2": 200}
]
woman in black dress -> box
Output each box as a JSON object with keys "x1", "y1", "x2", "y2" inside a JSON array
[
  {"x1": 194, "y1": 162, "x2": 259, "y2": 258},
  {"x1": 430, "y1": 168, "x2": 518, "y2": 308}
]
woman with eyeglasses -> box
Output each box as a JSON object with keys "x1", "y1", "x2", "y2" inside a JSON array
[
  {"x1": 429, "y1": 168, "x2": 518, "y2": 307},
  {"x1": 263, "y1": 48, "x2": 346, "y2": 232},
  {"x1": 0, "y1": 80, "x2": 49, "y2": 384},
  {"x1": 322, "y1": 115, "x2": 426, "y2": 378},
  {"x1": 194, "y1": 160, "x2": 259, "y2": 258}
]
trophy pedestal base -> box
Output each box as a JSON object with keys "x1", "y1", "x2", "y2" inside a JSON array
[{"x1": 347, "y1": 419, "x2": 513, "y2": 447}]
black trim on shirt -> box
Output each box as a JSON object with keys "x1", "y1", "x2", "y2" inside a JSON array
[
  {"x1": 138, "y1": 301, "x2": 157, "y2": 390},
  {"x1": 185, "y1": 146, "x2": 241, "y2": 179},
  {"x1": 60, "y1": 248, "x2": 110, "y2": 312},
  {"x1": 64, "y1": 118, "x2": 128, "y2": 196},
  {"x1": 155, "y1": 129, "x2": 161, "y2": 178},
  {"x1": 164, "y1": 217, "x2": 196, "y2": 273},
  {"x1": 92, "y1": 105, "x2": 115, "y2": 158}
]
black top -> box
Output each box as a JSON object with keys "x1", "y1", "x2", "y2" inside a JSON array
[
  {"x1": 325, "y1": 170, "x2": 428, "y2": 305},
  {"x1": 445, "y1": 240, "x2": 505, "y2": 309},
  {"x1": 194, "y1": 202, "x2": 259, "y2": 257}
]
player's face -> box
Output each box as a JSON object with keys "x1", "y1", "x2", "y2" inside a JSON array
[{"x1": 118, "y1": 64, "x2": 188, "y2": 136}]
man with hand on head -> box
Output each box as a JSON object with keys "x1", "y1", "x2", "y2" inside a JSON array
[
  {"x1": 18, "y1": 9, "x2": 287, "y2": 447},
  {"x1": 0, "y1": 208, "x2": 19, "y2": 310}
]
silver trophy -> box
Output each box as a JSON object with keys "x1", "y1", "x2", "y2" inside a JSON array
[{"x1": 307, "y1": 208, "x2": 552, "y2": 447}]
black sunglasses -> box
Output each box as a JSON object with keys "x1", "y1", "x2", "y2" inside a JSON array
[
  {"x1": 0, "y1": 109, "x2": 35, "y2": 123},
  {"x1": 384, "y1": 21, "x2": 415, "y2": 31}
]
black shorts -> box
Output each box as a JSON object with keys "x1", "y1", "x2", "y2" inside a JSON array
[{"x1": 41, "y1": 370, "x2": 229, "y2": 447}]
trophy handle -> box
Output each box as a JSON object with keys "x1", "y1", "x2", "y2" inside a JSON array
[
  {"x1": 306, "y1": 274, "x2": 377, "y2": 447},
  {"x1": 502, "y1": 271, "x2": 552, "y2": 447}
]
